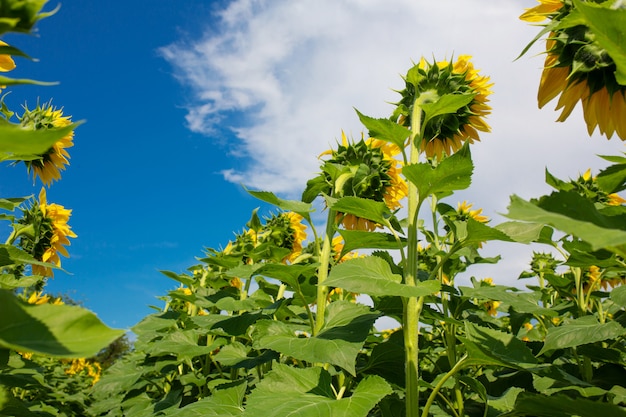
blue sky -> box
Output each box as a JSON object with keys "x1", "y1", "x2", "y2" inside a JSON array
[{"x1": 2, "y1": 0, "x2": 624, "y2": 330}]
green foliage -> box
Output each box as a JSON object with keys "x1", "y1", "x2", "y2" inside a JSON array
[{"x1": 3, "y1": 2, "x2": 626, "y2": 415}]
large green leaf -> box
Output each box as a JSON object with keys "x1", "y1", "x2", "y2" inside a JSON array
[
  {"x1": 494, "y1": 221, "x2": 547, "y2": 244},
  {"x1": 355, "y1": 109, "x2": 410, "y2": 149},
  {"x1": 163, "y1": 382, "x2": 245, "y2": 416},
  {"x1": 459, "y1": 322, "x2": 538, "y2": 369},
  {"x1": 252, "y1": 301, "x2": 379, "y2": 375},
  {"x1": 325, "y1": 256, "x2": 440, "y2": 298},
  {"x1": 0, "y1": 119, "x2": 80, "y2": 157},
  {"x1": 611, "y1": 285, "x2": 626, "y2": 308},
  {"x1": 337, "y1": 230, "x2": 405, "y2": 256},
  {"x1": 421, "y1": 93, "x2": 475, "y2": 126},
  {"x1": 538, "y1": 316, "x2": 626, "y2": 355},
  {"x1": 0, "y1": 290, "x2": 124, "y2": 357},
  {"x1": 244, "y1": 364, "x2": 392, "y2": 417},
  {"x1": 505, "y1": 392, "x2": 626, "y2": 417},
  {"x1": 0, "y1": 244, "x2": 55, "y2": 270},
  {"x1": 402, "y1": 144, "x2": 473, "y2": 201},
  {"x1": 570, "y1": 0, "x2": 626, "y2": 85},
  {"x1": 460, "y1": 286, "x2": 557, "y2": 316},
  {"x1": 245, "y1": 189, "x2": 313, "y2": 223},
  {"x1": 328, "y1": 196, "x2": 392, "y2": 226},
  {"x1": 144, "y1": 328, "x2": 222, "y2": 361},
  {"x1": 506, "y1": 193, "x2": 626, "y2": 255}
]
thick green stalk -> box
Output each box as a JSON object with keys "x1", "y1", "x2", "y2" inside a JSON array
[
  {"x1": 404, "y1": 102, "x2": 423, "y2": 417},
  {"x1": 314, "y1": 207, "x2": 336, "y2": 335}
]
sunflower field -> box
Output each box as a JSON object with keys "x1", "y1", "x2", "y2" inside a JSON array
[{"x1": 2, "y1": 1, "x2": 626, "y2": 416}]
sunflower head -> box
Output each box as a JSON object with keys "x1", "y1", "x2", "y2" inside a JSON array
[
  {"x1": 520, "y1": 0, "x2": 626, "y2": 140},
  {"x1": 256, "y1": 211, "x2": 307, "y2": 263},
  {"x1": 20, "y1": 102, "x2": 75, "y2": 185},
  {"x1": 18, "y1": 188, "x2": 77, "y2": 277},
  {"x1": 393, "y1": 55, "x2": 492, "y2": 159},
  {"x1": 455, "y1": 201, "x2": 489, "y2": 223},
  {"x1": 570, "y1": 168, "x2": 626, "y2": 206},
  {"x1": 313, "y1": 132, "x2": 407, "y2": 231}
]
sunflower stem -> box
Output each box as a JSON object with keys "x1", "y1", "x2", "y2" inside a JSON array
[
  {"x1": 404, "y1": 99, "x2": 424, "y2": 417},
  {"x1": 314, "y1": 206, "x2": 336, "y2": 336}
]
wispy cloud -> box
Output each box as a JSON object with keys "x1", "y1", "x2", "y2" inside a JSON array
[{"x1": 160, "y1": 0, "x2": 624, "y2": 282}]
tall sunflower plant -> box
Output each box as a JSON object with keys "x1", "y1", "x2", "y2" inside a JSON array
[
  {"x1": 0, "y1": 3, "x2": 123, "y2": 414},
  {"x1": 63, "y1": 2, "x2": 626, "y2": 417}
]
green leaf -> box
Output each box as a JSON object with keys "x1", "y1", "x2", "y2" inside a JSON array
[
  {"x1": 495, "y1": 221, "x2": 547, "y2": 244},
  {"x1": 328, "y1": 196, "x2": 392, "y2": 226},
  {"x1": 538, "y1": 317, "x2": 626, "y2": 355},
  {"x1": 570, "y1": 0, "x2": 626, "y2": 85},
  {"x1": 0, "y1": 75, "x2": 56, "y2": 87},
  {"x1": 0, "y1": 290, "x2": 124, "y2": 357},
  {"x1": 460, "y1": 285, "x2": 557, "y2": 316},
  {"x1": 244, "y1": 364, "x2": 392, "y2": 417},
  {"x1": 144, "y1": 328, "x2": 222, "y2": 361},
  {"x1": 0, "y1": 119, "x2": 81, "y2": 156},
  {"x1": 163, "y1": 382, "x2": 246, "y2": 416},
  {"x1": 355, "y1": 109, "x2": 410, "y2": 149},
  {"x1": 596, "y1": 162, "x2": 626, "y2": 193},
  {"x1": 460, "y1": 322, "x2": 538, "y2": 369},
  {"x1": 421, "y1": 93, "x2": 475, "y2": 126},
  {"x1": 252, "y1": 301, "x2": 379, "y2": 375},
  {"x1": 0, "y1": 274, "x2": 40, "y2": 290},
  {"x1": 506, "y1": 193, "x2": 626, "y2": 255},
  {"x1": 254, "y1": 263, "x2": 318, "y2": 304},
  {"x1": 402, "y1": 144, "x2": 473, "y2": 201},
  {"x1": 505, "y1": 392, "x2": 626, "y2": 417},
  {"x1": 245, "y1": 188, "x2": 313, "y2": 223},
  {"x1": 337, "y1": 230, "x2": 405, "y2": 256},
  {"x1": 192, "y1": 312, "x2": 263, "y2": 337},
  {"x1": 325, "y1": 256, "x2": 440, "y2": 298},
  {"x1": 0, "y1": 244, "x2": 55, "y2": 269},
  {"x1": 611, "y1": 286, "x2": 626, "y2": 308}
]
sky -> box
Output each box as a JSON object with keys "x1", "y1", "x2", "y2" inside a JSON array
[{"x1": 1, "y1": 0, "x2": 624, "y2": 330}]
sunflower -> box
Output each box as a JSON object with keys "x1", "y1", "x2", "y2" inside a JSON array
[
  {"x1": 520, "y1": 0, "x2": 626, "y2": 140},
  {"x1": 456, "y1": 201, "x2": 489, "y2": 223},
  {"x1": 574, "y1": 168, "x2": 626, "y2": 206},
  {"x1": 257, "y1": 211, "x2": 307, "y2": 263},
  {"x1": 20, "y1": 188, "x2": 77, "y2": 277},
  {"x1": 393, "y1": 55, "x2": 493, "y2": 159},
  {"x1": 20, "y1": 102, "x2": 75, "y2": 185},
  {"x1": 283, "y1": 211, "x2": 307, "y2": 263},
  {"x1": 318, "y1": 132, "x2": 407, "y2": 231},
  {"x1": 0, "y1": 40, "x2": 16, "y2": 72}
]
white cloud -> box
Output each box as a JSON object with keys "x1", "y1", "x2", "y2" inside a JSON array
[{"x1": 161, "y1": 0, "x2": 625, "y2": 284}]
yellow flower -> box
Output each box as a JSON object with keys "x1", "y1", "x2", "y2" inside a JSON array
[
  {"x1": 484, "y1": 300, "x2": 501, "y2": 317},
  {"x1": 30, "y1": 188, "x2": 77, "y2": 277},
  {"x1": 65, "y1": 358, "x2": 102, "y2": 385},
  {"x1": 322, "y1": 132, "x2": 407, "y2": 231},
  {"x1": 456, "y1": 201, "x2": 489, "y2": 223},
  {"x1": 284, "y1": 212, "x2": 307, "y2": 263},
  {"x1": 21, "y1": 103, "x2": 75, "y2": 185},
  {"x1": 521, "y1": 1, "x2": 626, "y2": 140},
  {"x1": 332, "y1": 235, "x2": 360, "y2": 263},
  {"x1": 0, "y1": 40, "x2": 16, "y2": 72},
  {"x1": 395, "y1": 55, "x2": 493, "y2": 159},
  {"x1": 520, "y1": 0, "x2": 563, "y2": 22},
  {"x1": 27, "y1": 291, "x2": 64, "y2": 305}
]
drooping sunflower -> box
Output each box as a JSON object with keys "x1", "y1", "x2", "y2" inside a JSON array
[
  {"x1": 314, "y1": 132, "x2": 408, "y2": 231},
  {"x1": 520, "y1": 0, "x2": 626, "y2": 140},
  {"x1": 393, "y1": 55, "x2": 493, "y2": 159},
  {"x1": 257, "y1": 211, "x2": 307, "y2": 263},
  {"x1": 20, "y1": 102, "x2": 75, "y2": 185},
  {"x1": 19, "y1": 188, "x2": 77, "y2": 277}
]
